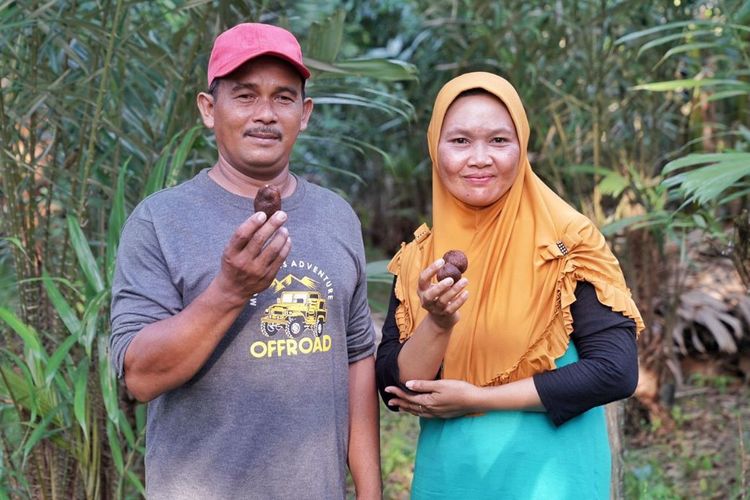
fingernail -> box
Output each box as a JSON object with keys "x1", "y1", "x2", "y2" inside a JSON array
[
  {"x1": 275, "y1": 211, "x2": 287, "y2": 222},
  {"x1": 405, "y1": 381, "x2": 415, "y2": 389},
  {"x1": 435, "y1": 258, "x2": 445, "y2": 267},
  {"x1": 255, "y1": 212, "x2": 267, "y2": 222}
]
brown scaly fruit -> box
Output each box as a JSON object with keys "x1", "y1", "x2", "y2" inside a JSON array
[
  {"x1": 254, "y1": 185, "x2": 281, "y2": 219},
  {"x1": 443, "y1": 250, "x2": 468, "y2": 273},
  {"x1": 436, "y1": 262, "x2": 462, "y2": 282}
]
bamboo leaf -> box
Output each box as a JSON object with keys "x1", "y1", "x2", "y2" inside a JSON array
[
  {"x1": 166, "y1": 125, "x2": 201, "y2": 187},
  {"x1": 636, "y1": 29, "x2": 716, "y2": 57},
  {"x1": 80, "y1": 290, "x2": 109, "y2": 356},
  {"x1": 632, "y1": 79, "x2": 750, "y2": 92},
  {"x1": 42, "y1": 270, "x2": 82, "y2": 337},
  {"x1": 44, "y1": 333, "x2": 79, "y2": 387},
  {"x1": 118, "y1": 409, "x2": 136, "y2": 449},
  {"x1": 0, "y1": 307, "x2": 43, "y2": 354},
  {"x1": 306, "y1": 9, "x2": 345, "y2": 62},
  {"x1": 615, "y1": 20, "x2": 715, "y2": 45},
  {"x1": 22, "y1": 406, "x2": 64, "y2": 463},
  {"x1": 142, "y1": 133, "x2": 181, "y2": 198},
  {"x1": 107, "y1": 158, "x2": 130, "y2": 285},
  {"x1": 126, "y1": 470, "x2": 146, "y2": 495},
  {"x1": 600, "y1": 212, "x2": 671, "y2": 236},
  {"x1": 707, "y1": 89, "x2": 750, "y2": 101},
  {"x1": 107, "y1": 420, "x2": 125, "y2": 473},
  {"x1": 73, "y1": 358, "x2": 90, "y2": 436},
  {"x1": 98, "y1": 335, "x2": 120, "y2": 424},
  {"x1": 598, "y1": 171, "x2": 629, "y2": 197},
  {"x1": 307, "y1": 58, "x2": 418, "y2": 81},
  {"x1": 67, "y1": 215, "x2": 105, "y2": 293},
  {"x1": 660, "y1": 41, "x2": 720, "y2": 61},
  {"x1": 0, "y1": 363, "x2": 32, "y2": 408}
]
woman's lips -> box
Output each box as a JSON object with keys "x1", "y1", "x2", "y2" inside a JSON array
[{"x1": 463, "y1": 174, "x2": 495, "y2": 185}]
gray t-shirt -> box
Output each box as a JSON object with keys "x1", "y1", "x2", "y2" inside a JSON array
[{"x1": 110, "y1": 170, "x2": 375, "y2": 499}]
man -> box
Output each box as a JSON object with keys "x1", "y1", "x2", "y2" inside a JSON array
[{"x1": 110, "y1": 23, "x2": 381, "y2": 499}]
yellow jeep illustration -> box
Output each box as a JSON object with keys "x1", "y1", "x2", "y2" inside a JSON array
[{"x1": 260, "y1": 291, "x2": 327, "y2": 338}]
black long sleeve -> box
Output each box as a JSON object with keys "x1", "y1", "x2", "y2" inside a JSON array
[
  {"x1": 374, "y1": 279, "x2": 638, "y2": 426},
  {"x1": 533, "y1": 281, "x2": 638, "y2": 426},
  {"x1": 375, "y1": 277, "x2": 410, "y2": 407}
]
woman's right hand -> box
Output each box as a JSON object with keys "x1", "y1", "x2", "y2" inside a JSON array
[{"x1": 418, "y1": 258, "x2": 469, "y2": 330}]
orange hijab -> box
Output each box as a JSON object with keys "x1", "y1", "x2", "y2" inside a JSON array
[{"x1": 389, "y1": 72, "x2": 644, "y2": 387}]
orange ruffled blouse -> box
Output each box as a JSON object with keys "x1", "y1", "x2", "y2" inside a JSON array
[{"x1": 389, "y1": 72, "x2": 645, "y2": 388}]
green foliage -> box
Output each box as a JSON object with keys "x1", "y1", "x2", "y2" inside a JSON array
[
  {"x1": 2, "y1": 0, "x2": 749, "y2": 496},
  {"x1": 0, "y1": 1, "x2": 418, "y2": 496}
]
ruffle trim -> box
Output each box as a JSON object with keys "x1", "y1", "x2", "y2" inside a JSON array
[
  {"x1": 388, "y1": 224, "x2": 432, "y2": 343},
  {"x1": 484, "y1": 263, "x2": 645, "y2": 387}
]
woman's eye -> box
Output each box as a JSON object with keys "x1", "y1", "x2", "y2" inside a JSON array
[
  {"x1": 492, "y1": 137, "x2": 507, "y2": 143},
  {"x1": 452, "y1": 138, "x2": 469, "y2": 144}
]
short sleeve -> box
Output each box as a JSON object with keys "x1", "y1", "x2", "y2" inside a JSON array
[{"x1": 344, "y1": 228, "x2": 376, "y2": 363}]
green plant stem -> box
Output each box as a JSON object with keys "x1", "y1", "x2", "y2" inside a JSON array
[
  {"x1": 117, "y1": 432, "x2": 144, "y2": 498},
  {"x1": 74, "y1": 0, "x2": 126, "y2": 224}
]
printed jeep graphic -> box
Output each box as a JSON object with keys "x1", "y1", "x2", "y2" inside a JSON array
[{"x1": 260, "y1": 291, "x2": 327, "y2": 338}]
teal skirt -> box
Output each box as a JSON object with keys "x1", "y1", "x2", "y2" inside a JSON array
[{"x1": 411, "y1": 345, "x2": 611, "y2": 500}]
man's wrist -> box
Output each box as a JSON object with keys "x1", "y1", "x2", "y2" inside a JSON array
[{"x1": 205, "y1": 277, "x2": 251, "y2": 310}]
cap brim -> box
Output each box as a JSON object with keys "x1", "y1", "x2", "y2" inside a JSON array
[{"x1": 211, "y1": 50, "x2": 311, "y2": 84}]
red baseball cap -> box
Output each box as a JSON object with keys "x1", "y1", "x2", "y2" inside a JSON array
[{"x1": 207, "y1": 23, "x2": 311, "y2": 86}]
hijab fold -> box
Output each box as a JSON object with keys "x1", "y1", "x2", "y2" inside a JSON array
[{"x1": 389, "y1": 72, "x2": 644, "y2": 387}]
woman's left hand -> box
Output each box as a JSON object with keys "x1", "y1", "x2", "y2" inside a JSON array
[{"x1": 384, "y1": 379, "x2": 482, "y2": 419}]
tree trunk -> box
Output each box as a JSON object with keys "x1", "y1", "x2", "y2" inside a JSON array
[{"x1": 606, "y1": 401, "x2": 624, "y2": 500}]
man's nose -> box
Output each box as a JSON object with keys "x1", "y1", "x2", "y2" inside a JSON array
[{"x1": 253, "y1": 99, "x2": 277, "y2": 123}]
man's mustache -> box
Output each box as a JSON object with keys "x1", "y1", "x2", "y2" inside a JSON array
[{"x1": 244, "y1": 127, "x2": 282, "y2": 139}]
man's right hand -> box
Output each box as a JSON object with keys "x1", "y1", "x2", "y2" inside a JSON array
[
  {"x1": 214, "y1": 210, "x2": 292, "y2": 305},
  {"x1": 122, "y1": 210, "x2": 291, "y2": 402}
]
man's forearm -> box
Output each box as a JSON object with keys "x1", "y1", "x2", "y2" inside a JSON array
[
  {"x1": 123, "y1": 278, "x2": 246, "y2": 402},
  {"x1": 348, "y1": 356, "x2": 381, "y2": 499}
]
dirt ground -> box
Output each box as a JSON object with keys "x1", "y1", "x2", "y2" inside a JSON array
[{"x1": 623, "y1": 381, "x2": 750, "y2": 499}]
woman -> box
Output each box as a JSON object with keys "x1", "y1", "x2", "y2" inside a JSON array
[{"x1": 375, "y1": 72, "x2": 644, "y2": 499}]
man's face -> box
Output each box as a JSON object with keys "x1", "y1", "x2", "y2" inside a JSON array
[{"x1": 198, "y1": 56, "x2": 313, "y2": 180}]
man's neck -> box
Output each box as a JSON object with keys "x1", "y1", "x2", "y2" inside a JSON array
[{"x1": 208, "y1": 161, "x2": 297, "y2": 198}]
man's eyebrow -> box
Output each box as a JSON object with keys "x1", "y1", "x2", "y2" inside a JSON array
[{"x1": 229, "y1": 82, "x2": 299, "y2": 97}]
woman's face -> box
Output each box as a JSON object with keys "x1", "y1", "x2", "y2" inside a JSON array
[{"x1": 437, "y1": 93, "x2": 521, "y2": 207}]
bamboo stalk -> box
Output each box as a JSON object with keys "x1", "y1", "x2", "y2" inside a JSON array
[{"x1": 74, "y1": 0, "x2": 126, "y2": 225}]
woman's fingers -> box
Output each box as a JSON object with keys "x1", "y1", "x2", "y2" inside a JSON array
[
  {"x1": 418, "y1": 259, "x2": 445, "y2": 292},
  {"x1": 434, "y1": 278, "x2": 468, "y2": 305}
]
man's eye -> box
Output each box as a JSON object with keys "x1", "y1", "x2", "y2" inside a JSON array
[
  {"x1": 492, "y1": 137, "x2": 507, "y2": 143},
  {"x1": 452, "y1": 138, "x2": 468, "y2": 144}
]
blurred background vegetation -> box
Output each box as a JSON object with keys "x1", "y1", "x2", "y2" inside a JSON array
[{"x1": 1, "y1": 0, "x2": 749, "y2": 498}]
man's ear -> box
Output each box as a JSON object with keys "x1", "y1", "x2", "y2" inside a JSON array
[
  {"x1": 299, "y1": 97, "x2": 314, "y2": 132},
  {"x1": 196, "y1": 92, "x2": 215, "y2": 129}
]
